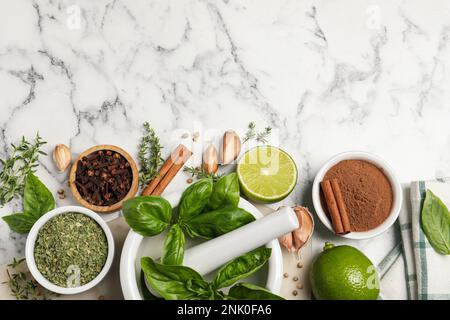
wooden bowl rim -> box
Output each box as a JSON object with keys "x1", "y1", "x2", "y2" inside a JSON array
[{"x1": 69, "y1": 144, "x2": 139, "y2": 213}]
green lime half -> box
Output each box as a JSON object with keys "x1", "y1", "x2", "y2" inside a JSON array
[{"x1": 236, "y1": 146, "x2": 298, "y2": 203}]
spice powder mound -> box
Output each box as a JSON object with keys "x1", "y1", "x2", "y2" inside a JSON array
[
  {"x1": 75, "y1": 150, "x2": 132, "y2": 206},
  {"x1": 34, "y1": 213, "x2": 108, "y2": 287},
  {"x1": 322, "y1": 160, "x2": 393, "y2": 232}
]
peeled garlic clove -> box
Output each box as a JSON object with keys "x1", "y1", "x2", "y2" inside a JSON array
[
  {"x1": 221, "y1": 130, "x2": 241, "y2": 165},
  {"x1": 279, "y1": 232, "x2": 296, "y2": 252},
  {"x1": 53, "y1": 144, "x2": 72, "y2": 172},
  {"x1": 202, "y1": 144, "x2": 219, "y2": 174},
  {"x1": 292, "y1": 206, "x2": 314, "y2": 250}
]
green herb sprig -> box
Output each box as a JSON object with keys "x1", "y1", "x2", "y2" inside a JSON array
[
  {"x1": 0, "y1": 133, "x2": 47, "y2": 206},
  {"x1": 243, "y1": 122, "x2": 256, "y2": 143},
  {"x1": 256, "y1": 127, "x2": 272, "y2": 143},
  {"x1": 2, "y1": 257, "x2": 53, "y2": 300},
  {"x1": 183, "y1": 166, "x2": 222, "y2": 182},
  {"x1": 138, "y1": 122, "x2": 163, "y2": 188},
  {"x1": 242, "y1": 122, "x2": 272, "y2": 144}
]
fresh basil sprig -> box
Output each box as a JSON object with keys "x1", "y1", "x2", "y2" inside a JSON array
[
  {"x1": 123, "y1": 174, "x2": 254, "y2": 266},
  {"x1": 2, "y1": 173, "x2": 55, "y2": 234},
  {"x1": 421, "y1": 190, "x2": 450, "y2": 255},
  {"x1": 141, "y1": 247, "x2": 284, "y2": 300}
]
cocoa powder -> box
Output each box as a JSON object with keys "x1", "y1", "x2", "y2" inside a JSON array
[{"x1": 322, "y1": 160, "x2": 393, "y2": 232}]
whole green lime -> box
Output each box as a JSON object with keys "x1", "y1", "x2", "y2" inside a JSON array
[{"x1": 310, "y1": 242, "x2": 380, "y2": 300}]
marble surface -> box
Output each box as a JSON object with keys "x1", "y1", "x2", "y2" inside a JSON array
[{"x1": 2, "y1": 0, "x2": 450, "y2": 299}]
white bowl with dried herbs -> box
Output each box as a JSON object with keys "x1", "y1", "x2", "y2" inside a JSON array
[{"x1": 25, "y1": 206, "x2": 115, "y2": 295}]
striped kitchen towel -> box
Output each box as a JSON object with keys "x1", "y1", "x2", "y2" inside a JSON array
[{"x1": 399, "y1": 179, "x2": 450, "y2": 300}]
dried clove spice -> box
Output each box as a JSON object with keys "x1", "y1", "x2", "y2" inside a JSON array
[{"x1": 75, "y1": 150, "x2": 132, "y2": 206}]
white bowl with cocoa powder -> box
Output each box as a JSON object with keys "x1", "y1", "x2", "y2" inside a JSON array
[{"x1": 312, "y1": 151, "x2": 402, "y2": 240}]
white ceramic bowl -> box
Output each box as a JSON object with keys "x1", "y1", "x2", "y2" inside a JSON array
[
  {"x1": 25, "y1": 206, "x2": 115, "y2": 295},
  {"x1": 120, "y1": 191, "x2": 283, "y2": 300},
  {"x1": 312, "y1": 151, "x2": 402, "y2": 240}
]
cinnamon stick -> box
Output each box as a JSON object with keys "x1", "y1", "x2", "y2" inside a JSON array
[
  {"x1": 152, "y1": 146, "x2": 192, "y2": 196},
  {"x1": 330, "y1": 179, "x2": 351, "y2": 233},
  {"x1": 321, "y1": 180, "x2": 344, "y2": 234},
  {"x1": 141, "y1": 144, "x2": 192, "y2": 196}
]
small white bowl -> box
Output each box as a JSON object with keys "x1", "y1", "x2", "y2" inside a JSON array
[
  {"x1": 312, "y1": 151, "x2": 402, "y2": 240},
  {"x1": 25, "y1": 206, "x2": 115, "y2": 295}
]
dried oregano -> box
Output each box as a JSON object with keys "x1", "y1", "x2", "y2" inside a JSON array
[{"x1": 34, "y1": 213, "x2": 108, "y2": 287}]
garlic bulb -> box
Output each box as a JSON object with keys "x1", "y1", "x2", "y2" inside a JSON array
[{"x1": 53, "y1": 144, "x2": 72, "y2": 172}]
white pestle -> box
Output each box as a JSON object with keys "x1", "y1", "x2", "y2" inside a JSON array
[
  {"x1": 144, "y1": 206, "x2": 299, "y2": 296},
  {"x1": 183, "y1": 206, "x2": 299, "y2": 275}
]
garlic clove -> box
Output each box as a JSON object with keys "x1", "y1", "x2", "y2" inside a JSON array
[
  {"x1": 279, "y1": 232, "x2": 296, "y2": 252},
  {"x1": 53, "y1": 144, "x2": 72, "y2": 172},
  {"x1": 292, "y1": 206, "x2": 314, "y2": 250},
  {"x1": 221, "y1": 130, "x2": 241, "y2": 165},
  {"x1": 202, "y1": 144, "x2": 219, "y2": 174}
]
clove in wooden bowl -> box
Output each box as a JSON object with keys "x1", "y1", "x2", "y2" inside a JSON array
[{"x1": 69, "y1": 145, "x2": 139, "y2": 214}]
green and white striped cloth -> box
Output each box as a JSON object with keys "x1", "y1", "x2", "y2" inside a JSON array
[{"x1": 398, "y1": 179, "x2": 450, "y2": 300}]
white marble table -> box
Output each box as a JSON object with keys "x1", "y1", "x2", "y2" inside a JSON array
[{"x1": 1, "y1": 0, "x2": 450, "y2": 300}]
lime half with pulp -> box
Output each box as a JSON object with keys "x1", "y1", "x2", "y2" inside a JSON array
[{"x1": 237, "y1": 146, "x2": 297, "y2": 203}]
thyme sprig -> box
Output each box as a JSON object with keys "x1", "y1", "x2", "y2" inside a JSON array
[
  {"x1": 256, "y1": 127, "x2": 272, "y2": 144},
  {"x1": 242, "y1": 122, "x2": 272, "y2": 144},
  {"x1": 183, "y1": 166, "x2": 222, "y2": 182},
  {"x1": 243, "y1": 122, "x2": 256, "y2": 143},
  {"x1": 0, "y1": 133, "x2": 47, "y2": 206},
  {"x1": 2, "y1": 257, "x2": 52, "y2": 300},
  {"x1": 138, "y1": 122, "x2": 163, "y2": 188}
]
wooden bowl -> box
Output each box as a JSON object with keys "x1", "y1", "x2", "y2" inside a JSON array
[{"x1": 69, "y1": 145, "x2": 139, "y2": 213}]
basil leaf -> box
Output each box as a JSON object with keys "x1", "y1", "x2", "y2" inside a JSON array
[
  {"x1": 185, "y1": 279, "x2": 212, "y2": 297},
  {"x1": 178, "y1": 178, "x2": 213, "y2": 221},
  {"x1": 23, "y1": 172, "x2": 55, "y2": 220},
  {"x1": 161, "y1": 224, "x2": 185, "y2": 265},
  {"x1": 207, "y1": 173, "x2": 240, "y2": 210},
  {"x1": 213, "y1": 247, "x2": 271, "y2": 289},
  {"x1": 228, "y1": 283, "x2": 284, "y2": 300},
  {"x1": 182, "y1": 207, "x2": 255, "y2": 239},
  {"x1": 141, "y1": 257, "x2": 209, "y2": 300},
  {"x1": 421, "y1": 190, "x2": 450, "y2": 255},
  {"x1": 123, "y1": 196, "x2": 172, "y2": 236},
  {"x1": 140, "y1": 270, "x2": 163, "y2": 300},
  {"x1": 2, "y1": 213, "x2": 37, "y2": 234}
]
